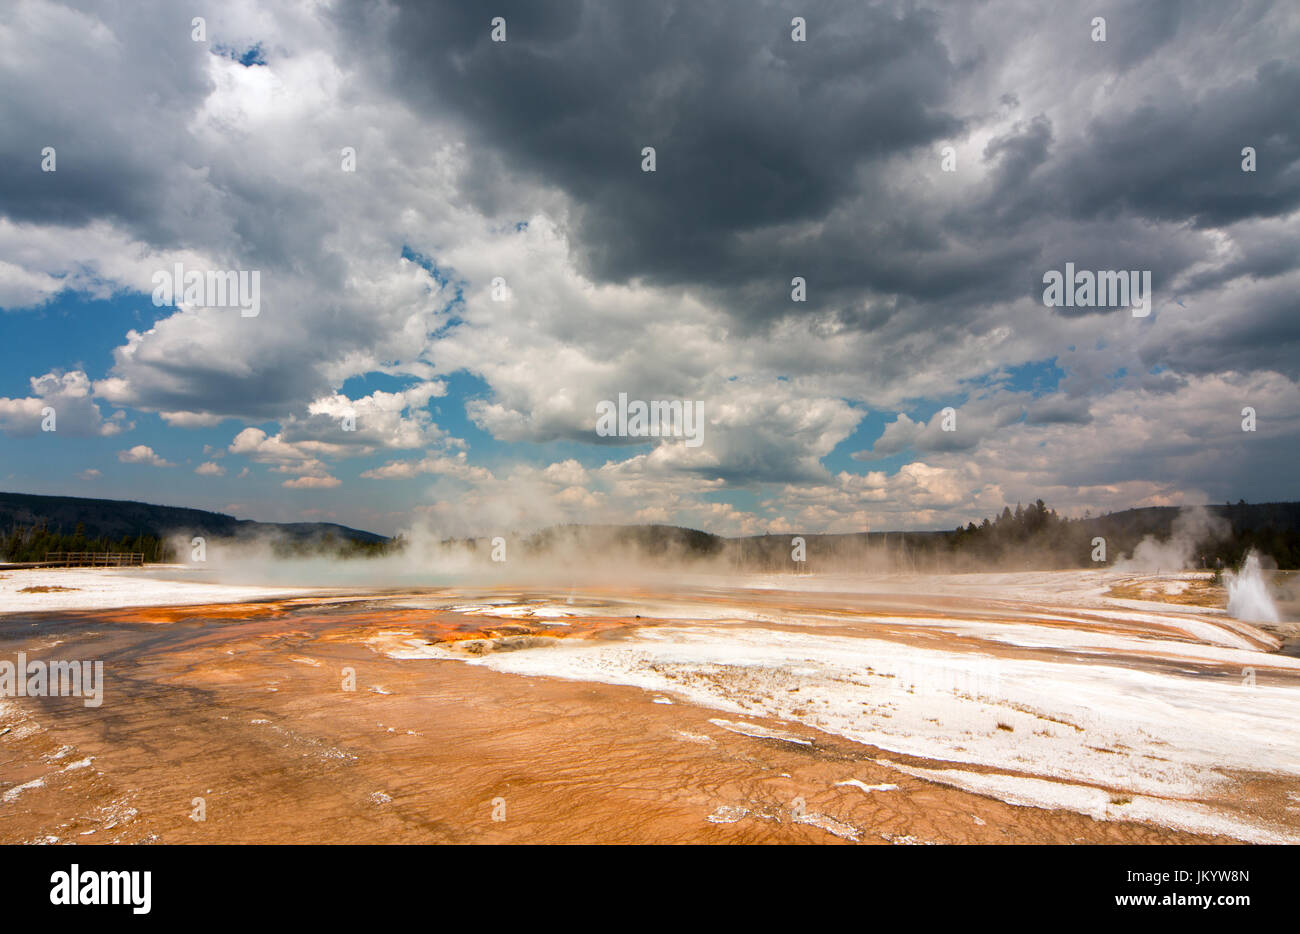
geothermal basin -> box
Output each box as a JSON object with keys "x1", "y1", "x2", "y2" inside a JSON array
[{"x1": 1, "y1": 566, "x2": 1298, "y2": 844}]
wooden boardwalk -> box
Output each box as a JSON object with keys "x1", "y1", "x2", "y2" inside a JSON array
[{"x1": 0, "y1": 552, "x2": 149, "y2": 570}]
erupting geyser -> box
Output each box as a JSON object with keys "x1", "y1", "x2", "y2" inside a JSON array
[{"x1": 1226, "y1": 551, "x2": 1281, "y2": 623}]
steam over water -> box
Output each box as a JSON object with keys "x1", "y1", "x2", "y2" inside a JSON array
[{"x1": 1226, "y1": 551, "x2": 1281, "y2": 623}]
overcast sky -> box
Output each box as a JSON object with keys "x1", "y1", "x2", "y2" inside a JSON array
[{"x1": 1, "y1": 0, "x2": 1297, "y2": 537}]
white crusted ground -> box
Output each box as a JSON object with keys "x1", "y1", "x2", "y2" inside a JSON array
[{"x1": 0, "y1": 567, "x2": 320, "y2": 614}]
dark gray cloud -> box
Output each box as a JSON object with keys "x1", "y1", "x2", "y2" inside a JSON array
[
  {"x1": 346, "y1": 0, "x2": 1300, "y2": 357},
  {"x1": 0, "y1": 2, "x2": 213, "y2": 245},
  {"x1": 1006, "y1": 62, "x2": 1300, "y2": 231},
  {"x1": 351, "y1": 0, "x2": 963, "y2": 290}
]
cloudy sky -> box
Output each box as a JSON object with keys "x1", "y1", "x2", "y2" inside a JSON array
[{"x1": 1, "y1": 0, "x2": 1297, "y2": 538}]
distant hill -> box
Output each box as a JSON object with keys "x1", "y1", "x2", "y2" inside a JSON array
[
  {"x1": 3, "y1": 491, "x2": 1297, "y2": 570},
  {"x1": 450, "y1": 502, "x2": 1300, "y2": 571},
  {"x1": 0, "y1": 491, "x2": 388, "y2": 546}
]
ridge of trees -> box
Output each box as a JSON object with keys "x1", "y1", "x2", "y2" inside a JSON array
[{"x1": 1, "y1": 523, "x2": 173, "y2": 563}]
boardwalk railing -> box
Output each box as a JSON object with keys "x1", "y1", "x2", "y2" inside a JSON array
[{"x1": 43, "y1": 552, "x2": 146, "y2": 568}]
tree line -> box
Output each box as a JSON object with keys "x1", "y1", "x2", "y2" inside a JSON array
[
  {"x1": 1, "y1": 523, "x2": 174, "y2": 564},
  {"x1": 947, "y1": 499, "x2": 1299, "y2": 570}
]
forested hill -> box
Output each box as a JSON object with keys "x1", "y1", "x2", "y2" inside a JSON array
[
  {"x1": 461, "y1": 502, "x2": 1300, "y2": 571},
  {"x1": 0, "y1": 491, "x2": 388, "y2": 549}
]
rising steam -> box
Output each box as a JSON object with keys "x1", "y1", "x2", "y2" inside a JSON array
[{"x1": 1114, "y1": 506, "x2": 1228, "y2": 573}]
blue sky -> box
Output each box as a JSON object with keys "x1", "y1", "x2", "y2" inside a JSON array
[{"x1": 0, "y1": 277, "x2": 1080, "y2": 534}]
